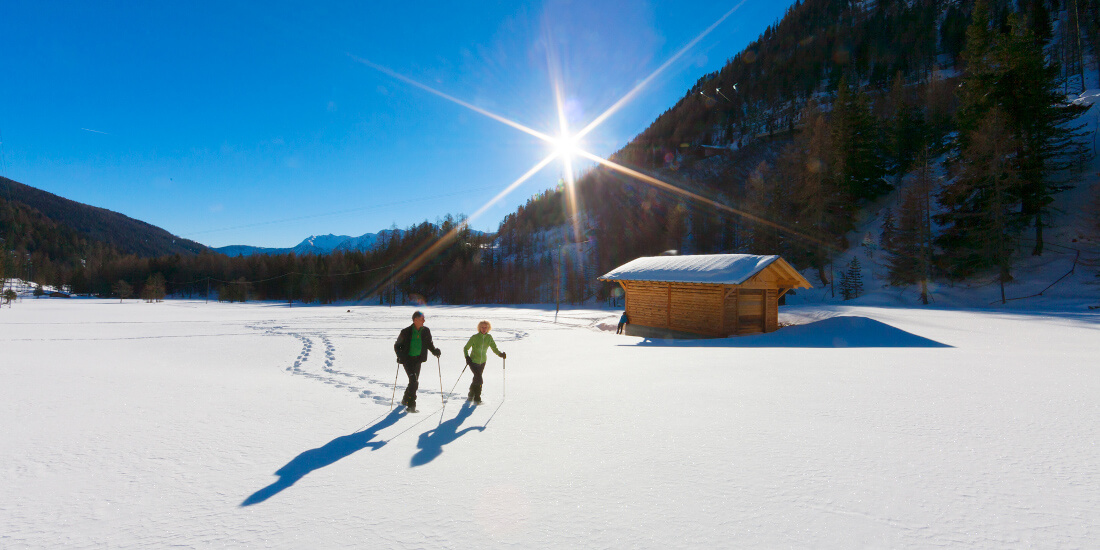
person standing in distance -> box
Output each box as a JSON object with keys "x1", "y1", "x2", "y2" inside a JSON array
[
  {"x1": 394, "y1": 311, "x2": 441, "y2": 413},
  {"x1": 617, "y1": 311, "x2": 629, "y2": 335},
  {"x1": 462, "y1": 320, "x2": 505, "y2": 404}
]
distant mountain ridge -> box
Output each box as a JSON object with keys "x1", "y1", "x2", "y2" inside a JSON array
[
  {"x1": 0, "y1": 176, "x2": 207, "y2": 257},
  {"x1": 214, "y1": 230, "x2": 403, "y2": 257}
]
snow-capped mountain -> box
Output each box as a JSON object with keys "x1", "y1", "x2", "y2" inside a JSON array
[
  {"x1": 215, "y1": 232, "x2": 392, "y2": 257},
  {"x1": 290, "y1": 234, "x2": 355, "y2": 255},
  {"x1": 212, "y1": 244, "x2": 286, "y2": 257},
  {"x1": 332, "y1": 229, "x2": 405, "y2": 253},
  {"x1": 332, "y1": 233, "x2": 379, "y2": 253}
]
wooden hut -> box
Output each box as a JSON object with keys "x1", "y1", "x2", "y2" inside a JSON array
[{"x1": 599, "y1": 254, "x2": 812, "y2": 338}]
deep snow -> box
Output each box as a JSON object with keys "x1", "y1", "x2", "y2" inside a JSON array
[{"x1": 2, "y1": 299, "x2": 1098, "y2": 548}]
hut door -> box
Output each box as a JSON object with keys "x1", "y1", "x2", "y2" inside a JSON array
[{"x1": 737, "y1": 290, "x2": 765, "y2": 334}]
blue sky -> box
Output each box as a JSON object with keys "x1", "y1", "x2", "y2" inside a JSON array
[{"x1": 1, "y1": 1, "x2": 795, "y2": 248}]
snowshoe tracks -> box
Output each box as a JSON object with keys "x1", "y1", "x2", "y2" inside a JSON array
[{"x1": 272, "y1": 329, "x2": 392, "y2": 405}]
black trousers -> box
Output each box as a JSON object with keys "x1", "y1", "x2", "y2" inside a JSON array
[
  {"x1": 468, "y1": 362, "x2": 486, "y2": 398},
  {"x1": 402, "y1": 360, "x2": 423, "y2": 406},
  {"x1": 617, "y1": 322, "x2": 626, "y2": 334}
]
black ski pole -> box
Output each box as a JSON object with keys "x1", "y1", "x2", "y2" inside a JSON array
[
  {"x1": 437, "y1": 355, "x2": 444, "y2": 408},
  {"x1": 503, "y1": 356, "x2": 506, "y2": 401},
  {"x1": 444, "y1": 363, "x2": 469, "y2": 411},
  {"x1": 390, "y1": 359, "x2": 400, "y2": 411}
]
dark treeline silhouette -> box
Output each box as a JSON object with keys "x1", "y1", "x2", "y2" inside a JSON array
[{"x1": 67, "y1": 216, "x2": 507, "y2": 304}]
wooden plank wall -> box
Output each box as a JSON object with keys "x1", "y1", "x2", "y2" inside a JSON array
[
  {"x1": 623, "y1": 280, "x2": 783, "y2": 337},
  {"x1": 723, "y1": 288, "x2": 739, "y2": 336},
  {"x1": 765, "y1": 289, "x2": 779, "y2": 332},
  {"x1": 623, "y1": 281, "x2": 670, "y2": 328},
  {"x1": 737, "y1": 289, "x2": 765, "y2": 334},
  {"x1": 669, "y1": 283, "x2": 723, "y2": 336}
]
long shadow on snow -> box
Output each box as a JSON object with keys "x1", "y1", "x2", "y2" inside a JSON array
[
  {"x1": 410, "y1": 401, "x2": 483, "y2": 467},
  {"x1": 241, "y1": 409, "x2": 405, "y2": 506},
  {"x1": 629, "y1": 316, "x2": 952, "y2": 348}
]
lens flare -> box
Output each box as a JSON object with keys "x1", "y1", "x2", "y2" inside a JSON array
[
  {"x1": 351, "y1": 1, "x2": 834, "y2": 299},
  {"x1": 574, "y1": 150, "x2": 835, "y2": 251},
  {"x1": 365, "y1": 153, "x2": 560, "y2": 296}
]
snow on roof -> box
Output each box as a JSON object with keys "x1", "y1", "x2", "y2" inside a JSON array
[{"x1": 599, "y1": 254, "x2": 782, "y2": 285}]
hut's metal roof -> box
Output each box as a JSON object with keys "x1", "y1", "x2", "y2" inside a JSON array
[{"x1": 598, "y1": 254, "x2": 785, "y2": 285}]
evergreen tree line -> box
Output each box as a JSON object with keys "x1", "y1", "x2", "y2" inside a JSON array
[{"x1": 53, "y1": 216, "x2": 502, "y2": 304}]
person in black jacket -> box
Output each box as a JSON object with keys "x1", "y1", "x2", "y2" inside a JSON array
[{"x1": 393, "y1": 311, "x2": 441, "y2": 412}]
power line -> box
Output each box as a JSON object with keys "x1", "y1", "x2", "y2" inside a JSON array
[
  {"x1": 180, "y1": 185, "x2": 504, "y2": 238},
  {"x1": 163, "y1": 262, "x2": 398, "y2": 288}
]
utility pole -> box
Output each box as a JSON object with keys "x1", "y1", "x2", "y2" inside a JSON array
[
  {"x1": 554, "y1": 248, "x2": 561, "y2": 322},
  {"x1": 555, "y1": 239, "x2": 591, "y2": 320}
]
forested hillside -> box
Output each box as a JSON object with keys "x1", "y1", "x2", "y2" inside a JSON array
[
  {"x1": 0, "y1": 176, "x2": 207, "y2": 257},
  {"x1": 6, "y1": 0, "x2": 1100, "y2": 305},
  {"x1": 0, "y1": 195, "x2": 123, "y2": 291},
  {"x1": 491, "y1": 0, "x2": 1099, "y2": 305}
]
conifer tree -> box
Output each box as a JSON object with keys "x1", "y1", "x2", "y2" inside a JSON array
[
  {"x1": 888, "y1": 192, "x2": 925, "y2": 283},
  {"x1": 141, "y1": 274, "x2": 167, "y2": 302},
  {"x1": 955, "y1": 0, "x2": 996, "y2": 150},
  {"x1": 887, "y1": 153, "x2": 935, "y2": 303},
  {"x1": 995, "y1": 15, "x2": 1087, "y2": 255},
  {"x1": 113, "y1": 280, "x2": 133, "y2": 302},
  {"x1": 831, "y1": 76, "x2": 890, "y2": 230},
  {"x1": 886, "y1": 74, "x2": 929, "y2": 180},
  {"x1": 151, "y1": 273, "x2": 167, "y2": 302},
  {"x1": 787, "y1": 102, "x2": 841, "y2": 285},
  {"x1": 839, "y1": 257, "x2": 864, "y2": 300},
  {"x1": 955, "y1": 5, "x2": 1087, "y2": 257},
  {"x1": 880, "y1": 207, "x2": 896, "y2": 251},
  {"x1": 937, "y1": 110, "x2": 1020, "y2": 302},
  {"x1": 141, "y1": 279, "x2": 155, "y2": 302}
]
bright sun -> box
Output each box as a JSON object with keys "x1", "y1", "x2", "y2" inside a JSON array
[{"x1": 553, "y1": 134, "x2": 579, "y2": 158}]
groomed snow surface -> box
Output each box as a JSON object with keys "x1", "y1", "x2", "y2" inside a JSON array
[{"x1": 2, "y1": 299, "x2": 1098, "y2": 548}]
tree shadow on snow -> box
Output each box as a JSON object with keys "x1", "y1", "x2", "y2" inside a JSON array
[
  {"x1": 629, "y1": 316, "x2": 952, "y2": 348},
  {"x1": 410, "y1": 401, "x2": 483, "y2": 467},
  {"x1": 241, "y1": 408, "x2": 405, "y2": 506}
]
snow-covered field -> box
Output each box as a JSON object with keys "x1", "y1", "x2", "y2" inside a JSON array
[{"x1": 2, "y1": 299, "x2": 1098, "y2": 548}]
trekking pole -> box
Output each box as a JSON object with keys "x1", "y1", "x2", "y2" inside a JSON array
[
  {"x1": 437, "y1": 355, "x2": 445, "y2": 407},
  {"x1": 444, "y1": 363, "x2": 469, "y2": 411},
  {"x1": 503, "y1": 356, "x2": 506, "y2": 400},
  {"x1": 390, "y1": 360, "x2": 400, "y2": 411}
]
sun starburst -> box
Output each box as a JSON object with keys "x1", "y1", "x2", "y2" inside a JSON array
[{"x1": 352, "y1": 2, "x2": 835, "y2": 296}]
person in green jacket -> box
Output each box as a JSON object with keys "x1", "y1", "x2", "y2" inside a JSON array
[{"x1": 462, "y1": 320, "x2": 505, "y2": 404}]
